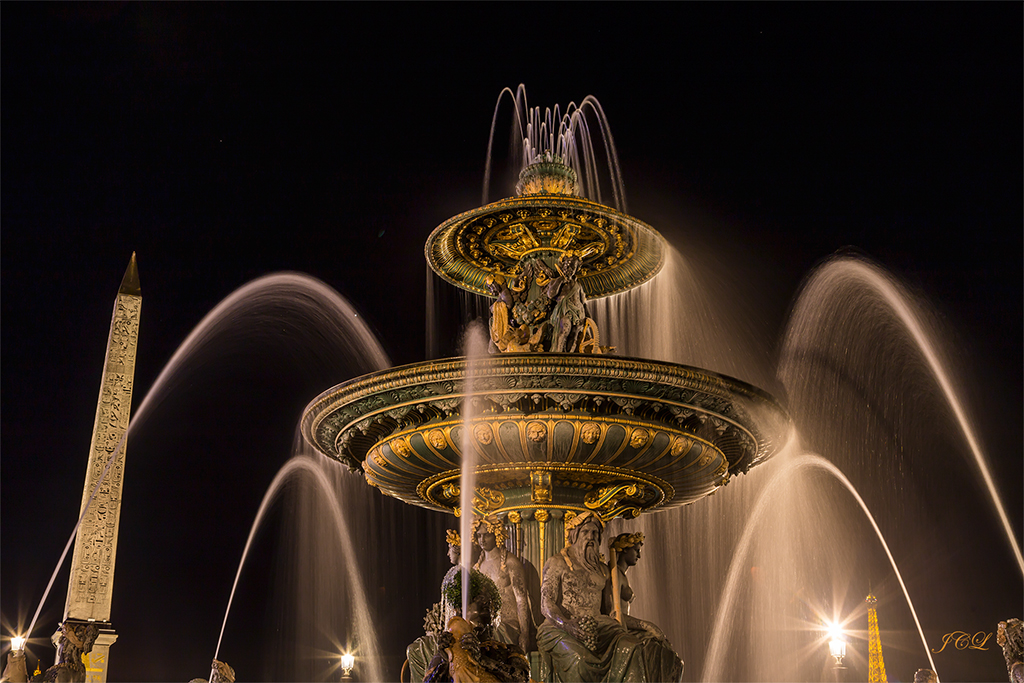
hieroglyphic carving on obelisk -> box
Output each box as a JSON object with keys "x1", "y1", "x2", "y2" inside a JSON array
[{"x1": 59, "y1": 253, "x2": 140, "y2": 682}]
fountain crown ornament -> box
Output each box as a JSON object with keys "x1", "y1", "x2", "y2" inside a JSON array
[{"x1": 515, "y1": 154, "x2": 579, "y2": 197}]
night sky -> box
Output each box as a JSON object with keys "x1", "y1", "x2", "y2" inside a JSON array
[{"x1": 2, "y1": 4, "x2": 1021, "y2": 682}]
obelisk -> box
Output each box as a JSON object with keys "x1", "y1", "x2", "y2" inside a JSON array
[{"x1": 58, "y1": 254, "x2": 141, "y2": 682}]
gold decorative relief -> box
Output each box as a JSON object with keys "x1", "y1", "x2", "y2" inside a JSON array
[
  {"x1": 474, "y1": 423, "x2": 494, "y2": 445},
  {"x1": 629, "y1": 428, "x2": 650, "y2": 448},
  {"x1": 527, "y1": 421, "x2": 547, "y2": 442},
  {"x1": 428, "y1": 429, "x2": 447, "y2": 450}
]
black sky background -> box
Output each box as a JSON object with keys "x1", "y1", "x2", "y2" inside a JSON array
[{"x1": 2, "y1": 4, "x2": 1021, "y2": 682}]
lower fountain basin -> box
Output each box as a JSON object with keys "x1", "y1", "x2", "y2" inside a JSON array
[{"x1": 301, "y1": 354, "x2": 790, "y2": 519}]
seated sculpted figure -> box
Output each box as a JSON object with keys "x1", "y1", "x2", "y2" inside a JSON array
[
  {"x1": 407, "y1": 530, "x2": 476, "y2": 682},
  {"x1": 423, "y1": 567, "x2": 530, "y2": 683},
  {"x1": 537, "y1": 511, "x2": 683, "y2": 683},
  {"x1": 473, "y1": 515, "x2": 533, "y2": 652},
  {"x1": 998, "y1": 618, "x2": 1024, "y2": 683},
  {"x1": 602, "y1": 532, "x2": 665, "y2": 641}
]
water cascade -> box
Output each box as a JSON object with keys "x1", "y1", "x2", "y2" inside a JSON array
[
  {"x1": 780, "y1": 256, "x2": 1023, "y2": 574},
  {"x1": 212, "y1": 452, "x2": 384, "y2": 683}
]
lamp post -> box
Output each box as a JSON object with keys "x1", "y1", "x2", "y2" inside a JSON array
[
  {"x1": 1, "y1": 635, "x2": 29, "y2": 683},
  {"x1": 827, "y1": 624, "x2": 848, "y2": 683},
  {"x1": 340, "y1": 652, "x2": 355, "y2": 681}
]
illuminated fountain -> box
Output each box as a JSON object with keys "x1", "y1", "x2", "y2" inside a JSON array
[{"x1": 301, "y1": 93, "x2": 791, "y2": 681}]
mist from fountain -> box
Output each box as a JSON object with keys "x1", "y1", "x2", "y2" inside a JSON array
[
  {"x1": 701, "y1": 448, "x2": 938, "y2": 681},
  {"x1": 459, "y1": 321, "x2": 490, "y2": 615},
  {"x1": 587, "y1": 244, "x2": 1017, "y2": 680},
  {"x1": 780, "y1": 255, "x2": 1023, "y2": 574},
  {"x1": 211, "y1": 450, "x2": 383, "y2": 683}
]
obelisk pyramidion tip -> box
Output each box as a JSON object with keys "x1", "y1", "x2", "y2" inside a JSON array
[{"x1": 119, "y1": 251, "x2": 140, "y2": 297}]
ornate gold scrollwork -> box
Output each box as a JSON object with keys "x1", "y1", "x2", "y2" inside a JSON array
[
  {"x1": 584, "y1": 483, "x2": 646, "y2": 521},
  {"x1": 390, "y1": 437, "x2": 413, "y2": 457},
  {"x1": 440, "y1": 483, "x2": 505, "y2": 516},
  {"x1": 473, "y1": 487, "x2": 505, "y2": 515}
]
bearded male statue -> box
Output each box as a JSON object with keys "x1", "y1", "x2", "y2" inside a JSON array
[{"x1": 537, "y1": 511, "x2": 682, "y2": 682}]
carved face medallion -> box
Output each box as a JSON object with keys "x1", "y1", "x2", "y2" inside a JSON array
[
  {"x1": 580, "y1": 423, "x2": 601, "y2": 444},
  {"x1": 527, "y1": 421, "x2": 547, "y2": 442},
  {"x1": 474, "y1": 424, "x2": 494, "y2": 445},
  {"x1": 630, "y1": 428, "x2": 650, "y2": 449},
  {"x1": 428, "y1": 429, "x2": 447, "y2": 450}
]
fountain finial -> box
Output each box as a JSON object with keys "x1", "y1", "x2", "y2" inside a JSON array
[{"x1": 515, "y1": 154, "x2": 578, "y2": 197}]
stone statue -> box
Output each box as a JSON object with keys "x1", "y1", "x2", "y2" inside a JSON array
[
  {"x1": 537, "y1": 511, "x2": 683, "y2": 682},
  {"x1": 486, "y1": 275, "x2": 517, "y2": 353},
  {"x1": 603, "y1": 532, "x2": 647, "y2": 622},
  {"x1": 423, "y1": 568, "x2": 529, "y2": 683},
  {"x1": 487, "y1": 250, "x2": 609, "y2": 355},
  {"x1": 36, "y1": 621, "x2": 99, "y2": 683},
  {"x1": 510, "y1": 256, "x2": 556, "y2": 336},
  {"x1": 546, "y1": 252, "x2": 588, "y2": 353},
  {"x1": 209, "y1": 660, "x2": 235, "y2": 683},
  {"x1": 472, "y1": 515, "x2": 532, "y2": 652},
  {"x1": 187, "y1": 660, "x2": 235, "y2": 683},
  {"x1": 998, "y1": 618, "x2": 1024, "y2": 683}
]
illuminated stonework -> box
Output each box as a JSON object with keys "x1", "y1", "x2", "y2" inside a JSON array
[
  {"x1": 302, "y1": 353, "x2": 787, "y2": 519},
  {"x1": 426, "y1": 194, "x2": 665, "y2": 300}
]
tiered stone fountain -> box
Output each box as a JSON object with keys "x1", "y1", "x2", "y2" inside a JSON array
[{"x1": 302, "y1": 152, "x2": 790, "y2": 681}]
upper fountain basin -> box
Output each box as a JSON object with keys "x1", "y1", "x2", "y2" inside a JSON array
[
  {"x1": 301, "y1": 354, "x2": 790, "y2": 520},
  {"x1": 425, "y1": 193, "x2": 665, "y2": 300}
]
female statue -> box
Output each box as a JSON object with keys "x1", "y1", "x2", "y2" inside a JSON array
[
  {"x1": 407, "y1": 530, "x2": 477, "y2": 682},
  {"x1": 472, "y1": 515, "x2": 532, "y2": 653},
  {"x1": 603, "y1": 532, "x2": 644, "y2": 621}
]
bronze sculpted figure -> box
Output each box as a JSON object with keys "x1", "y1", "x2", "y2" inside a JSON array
[
  {"x1": 537, "y1": 512, "x2": 682, "y2": 682},
  {"x1": 487, "y1": 250, "x2": 608, "y2": 355},
  {"x1": 546, "y1": 252, "x2": 587, "y2": 353},
  {"x1": 472, "y1": 515, "x2": 533, "y2": 653},
  {"x1": 603, "y1": 532, "x2": 646, "y2": 624},
  {"x1": 998, "y1": 618, "x2": 1024, "y2": 683},
  {"x1": 36, "y1": 621, "x2": 100, "y2": 683},
  {"x1": 407, "y1": 530, "x2": 471, "y2": 682},
  {"x1": 423, "y1": 568, "x2": 530, "y2": 683}
]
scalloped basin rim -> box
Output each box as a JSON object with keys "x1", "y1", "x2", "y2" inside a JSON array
[{"x1": 303, "y1": 352, "x2": 786, "y2": 419}]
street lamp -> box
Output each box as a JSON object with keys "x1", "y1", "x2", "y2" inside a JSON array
[
  {"x1": 828, "y1": 636, "x2": 846, "y2": 665},
  {"x1": 826, "y1": 622, "x2": 847, "y2": 682},
  {"x1": 340, "y1": 651, "x2": 355, "y2": 681},
  {"x1": 4, "y1": 635, "x2": 29, "y2": 682}
]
